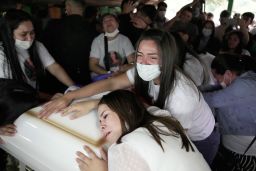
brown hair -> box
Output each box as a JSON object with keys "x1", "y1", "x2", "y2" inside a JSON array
[{"x1": 99, "y1": 89, "x2": 194, "y2": 152}]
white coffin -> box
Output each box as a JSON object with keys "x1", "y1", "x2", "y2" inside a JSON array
[{"x1": 0, "y1": 102, "x2": 103, "y2": 171}]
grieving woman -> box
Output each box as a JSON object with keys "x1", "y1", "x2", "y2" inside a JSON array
[{"x1": 75, "y1": 90, "x2": 211, "y2": 171}]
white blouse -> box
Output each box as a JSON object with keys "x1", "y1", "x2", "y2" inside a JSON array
[
  {"x1": 108, "y1": 124, "x2": 211, "y2": 171},
  {"x1": 126, "y1": 68, "x2": 215, "y2": 141}
]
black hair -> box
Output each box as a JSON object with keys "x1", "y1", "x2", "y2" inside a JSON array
[
  {"x1": 99, "y1": 89, "x2": 194, "y2": 152},
  {"x1": 181, "y1": 6, "x2": 193, "y2": 14},
  {"x1": 221, "y1": 30, "x2": 244, "y2": 55},
  {"x1": 211, "y1": 53, "x2": 256, "y2": 76},
  {"x1": 242, "y1": 12, "x2": 254, "y2": 24},
  {"x1": 158, "y1": 2, "x2": 167, "y2": 9},
  {"x1": 100, "y1": 12, "x2": 119, "y2": 25},
  {"x1": 220, "y1": 10, "x2": 230, "y2": 18},
  {"x1": 207, "y1": 12, "x2": 213, "y2": 18}
]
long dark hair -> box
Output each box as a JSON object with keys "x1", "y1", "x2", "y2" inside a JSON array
[
  {"x1": 211, "y1": 53, "x2": 256, "y2": 76},
  {"x1": 99, "y1": 90, "x2": 194, "y2": 152},
  {"x1": 221, "y1": 30, "x2": 244, "y2": 55},
  {"x1": 0, "y1": 9, "x2": 44, "y2": 84},
  {"x1": 134, "y1": 29, "x2": 177, "y2": 108}
]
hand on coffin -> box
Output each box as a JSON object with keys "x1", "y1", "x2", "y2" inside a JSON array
[
  {"x1": 51, "y1": 93, "x2": 64, "y2": 100},
  {"x1": 76, "y1": 145, "x2": 108, "y2": 171},
  {"x1": 0, "y1": 124, "x2": 17, "y2": 144},
  {"x1": 61, "y1": 99, "x2": 100, "y2": 120},
  {"x1": 39, "y1": 95, "x2": 73, "y2": 119}
]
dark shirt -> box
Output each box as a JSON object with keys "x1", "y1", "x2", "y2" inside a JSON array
[
  {"x1": 118, "y1": 13, "x2": 143, "y2": 46},
  {"x1": 41, "y1": 15, "x2": 93, "y2": 93}
]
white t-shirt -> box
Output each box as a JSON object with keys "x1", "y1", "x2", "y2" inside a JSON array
[
  {"x1": 108, "y1": 124, "x2": 211, "y2": 171},
  {"x1": 126, "y1": 68, "x2": 215, "y2": 141},
  {"x1": 90, "y1": 33, "x2": 134, "y2": 75},
  {"x1": 0, "y1": 41, "x2": 55, "y2": 87},
  {"x1": 183, "y1": 53, "x2": 204, "y2": 86},
  {"x1": 198, "y1": 52, "x2": 216, "y2": 85}
]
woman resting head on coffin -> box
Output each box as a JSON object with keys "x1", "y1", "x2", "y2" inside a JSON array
[
  {"x1": 75, "y1": 90, "x2": 211, "y2": 171},
  {"x1": 41, "y1": 29, "x2": 218, "y2": 165}
]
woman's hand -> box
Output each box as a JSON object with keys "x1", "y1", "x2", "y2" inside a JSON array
[
  {"x1": 0, "y1": 124, "x2": 17, "y2": 144},
  {"x1": 38, "y1": 95, "x2": 73, "y2": 119},
  {"x1": 51, "y1": 93, "x2": 64, "y2": 100},
  {"x1": 61, "y1": 100, "x2": 99, "y2": 120},
  {"x1": 76, "y1": 145, "x2": 107, "y2": 171},
  {"x1": 122, "y1": 0, "x2": 136, "y2": 14}
]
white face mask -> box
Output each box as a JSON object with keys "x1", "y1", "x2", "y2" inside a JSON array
[
  {"x1": 15, "y1": 39, "x2": 33, "y2": 50},
  {"x1": 136, "y1": 63, "x2": 161, "y2": 81},
  {"x1": 105, "y1": 28, "x2": 119, "y2": 38},
  {"x1": 202, "y1": 28, "x2": 212, "y2": 37}
]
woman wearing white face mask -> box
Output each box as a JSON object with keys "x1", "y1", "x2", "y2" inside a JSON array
[
  {"x1": 0, "y1": 9, "x2": 74, "y2": 92},
  {"x1": 195, "y1": 20, "x2": 220, "y2": 56},
  {"x1": 40, "y1": 29, "x2": 219, "y2": 166}
]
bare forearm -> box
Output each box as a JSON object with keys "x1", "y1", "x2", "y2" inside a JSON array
[
  {"x1": 65, "y1": 73, "x2": 131, "y2": 101},
  {"x1": 90, "y1": 65, "x2": 109, "y2": 74},
  {"x1": 47, "y1": 63, "x2": 74, "y2": 86},
  {"x1": 240, "y1": 27, "x2": 249, "y2": 45}
]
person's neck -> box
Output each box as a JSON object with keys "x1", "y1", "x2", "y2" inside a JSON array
[
  {"x1": 153, "y1": 77, "x2": 160, "y2": 85},
  {"x1": 107, "y1": 33, "x2": 119, "y2": 41}
]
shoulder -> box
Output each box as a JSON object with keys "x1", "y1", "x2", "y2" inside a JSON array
[
  {"x1": 35, "y1": 41, "x2": 46, "y2": 49},
  {"x1": 174, "y1": 70, "x2": 198, "y2": 95},
  {"x1": 93, "y1": 34, "x2": 104, "y2": 42},
  {"x1": 117, "y1": 34, "x2": 130, "y2": 41}
]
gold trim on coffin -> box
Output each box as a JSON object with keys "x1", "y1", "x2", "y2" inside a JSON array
[{"x1": 26, "y1": 110, "x2": 105, "y2": 147}]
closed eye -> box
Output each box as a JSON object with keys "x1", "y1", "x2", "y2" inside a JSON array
[{"x1": 103, "y1": 114, "x2": 108, "y2": 119}]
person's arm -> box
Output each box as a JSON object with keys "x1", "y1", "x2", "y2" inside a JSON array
[
  {"x1": 39, "y1": 72, "x2": 132, "y2": 118},
  {"x1": 163, "y1": 15, "x2": 179, "y2": 31},
  {"x1": 89, "y1": 57, "x2": 109, "y2": 74},
  {"x1": 119, "y1": 53, "x2": 135, "y2": 73},
  {"x1": 108, "y1": 143, "x2": 150, "y2": 171},
  {"x1": 239, "y1": 19, "x2": 250, "y2": 46},
  {"x1": 61, "y1": 99, "x2": 100, "y2": 119},
  {"x1": 203, "y1": 79, "x2": 245, "y2": 108},
  {"x1": 121, "y1": 0, "x2": 136, "y2": 14},
  {"x1": 76, "y1": 145, "x2": 107, "y2": 171},
  {"x1": 46, "y1": 62, "x2": 74, "y2": 87},
  {"x1": 164, "y1": 0, "x2": 199, "y2": 31}
]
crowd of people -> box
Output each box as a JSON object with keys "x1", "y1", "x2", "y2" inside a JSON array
[{"x1": 1, "y1": 0, "x2": 256, "y2": 170}]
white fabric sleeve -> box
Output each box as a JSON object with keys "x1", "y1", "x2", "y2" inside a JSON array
[
  {"x1": 64, "y1": 85, "x2": 81, "y2": 94},
  {"x1": 147, "y1": 106, "x2": 172, "y2": 117},
  {"x1": 36, "y1": 41, "x2": 55, "y2": 68},
  {"x1": 108, "y1": 143, "x2": 150, "y2": 171},
  {"x1": 0, "y1": 45, "x2": 7, "y2": 78},
  {"x1": 126, "y1": 67, "x2": 135, "y2": 84},
  {"x1": 89, "y1": 35, "x2": 102, "y2": 59},
  {"x1": 122, "y1": 36, "x2": 135, "y2": 57}
]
